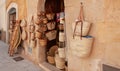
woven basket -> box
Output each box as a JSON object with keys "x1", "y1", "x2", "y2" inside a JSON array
[
  {"x1": 30, "y1": 40, "x2": 36, "y2": 48},
  {"x1": 30, "y1": 25, "x2": 35, "y2": 33},
  {"x1": 31, "y1": 33, "x2": 35, "y2": 40},
  {"x1": 39, "y1": 38, "x2": 47, "y2": 46},
  {"x1": 35, "y1": 31, "x2": 41, "y2": 38},
  {"x1": 43, "y1": 18, "x2": 48, "y2": 24},
  {"x1": 36, "y1": 25, "x2": 40, "y2": 31},
  {"x1": 46, "y1": 30, "x2": 57, "y2": 40},
  {"x1": 70, "y1": 36, "x2": 94, "y2": 58},
  {"x1": 20, "y1": 19, "x2": 27, "y2": 27},
  {"x1": 47, "y1": 55, "x2": 55, "y2": 65},
  {"x1": 58, "y1": 48, "x2": 66, "y2": 58},
  {"x1": 21, "y1": 30, "x2": 27, "y2": 40},
  {"x1": 47, "y1": 21, "x2": 56, "y2": 30},
  {"x1": 55, "y1": 53, "x2": 65, "y2": 69},
  {"x1": 58, "y1": 24, "x2": 64, "y2": 30},
  {"x1": 46, "y1": 13, "x2": 55, "y2": 20}
]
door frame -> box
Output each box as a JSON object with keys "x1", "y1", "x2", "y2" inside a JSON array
[{"x1": 6, "y1": 2, "x2": 18, "y2": 43}]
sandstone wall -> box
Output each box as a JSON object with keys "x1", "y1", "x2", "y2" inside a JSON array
[
  {"x1": 6, "y1": 0, "x2": 27, "y2": 19},
  {"x1": 64, "y1": 0, "x2": 120, "y2": 71}
]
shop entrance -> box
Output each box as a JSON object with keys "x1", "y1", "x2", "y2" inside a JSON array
[
  {"x1": 37, "y1": 0, "x2": 67, "y2": 70},
  {"x1": 8, "y1": 8, "x2": 16, "y2": 44}
]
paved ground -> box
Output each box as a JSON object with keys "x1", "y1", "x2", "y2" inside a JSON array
[{"x1": 0, "y1": 41, "x2": 45, "y2": 71}]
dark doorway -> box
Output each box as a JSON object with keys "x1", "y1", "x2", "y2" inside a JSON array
[{"x1": 8, "y1": 8, "x2": 16, "y2": 44}]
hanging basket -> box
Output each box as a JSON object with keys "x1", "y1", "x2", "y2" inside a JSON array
[
  {"x1": 58, "y1": 24, "x2": 64, "y2": 31},
  {"x1": 35, "y1": 25, "x2": 40, "y2": 31},
  {"x1": 30, "y1": 40, "x2": 36, "y2": 48},
  {"x1": 35, "y1": 31, "x2": 42, "y2": 38},
  {"x1": 30, "y1": 25, "x2": 35, "y2": 33},
  {"x1": 31, "y1": 33, "x2": 35, "y2": 40},
  {"x1": 72, "y1": 21, "x2": 91, "y2": 36},
  {"x1": 43, "y1": 18, "x2": 48, "y2": 24},
  {"x1": 39, "y1": 38, "x2": 47, "y2": 46},
  {"x1": 46, "y1": 30, "x2": 57, "y2": 41},
  {"x1": 47, "y1": 21, "x2": 56, "y2": 30},
  {"x1": 46, "y1": 13, "x2": 55, "y2": 20},
  {"x1": 21, "y1": 30, "x2": 27, "y2": 40},
  {"x1": 70, "y1": 36, "x2": 94, "y2": 58},
  {"x1": 20, "y1": 19, "x2": 27, "y2": 27}
]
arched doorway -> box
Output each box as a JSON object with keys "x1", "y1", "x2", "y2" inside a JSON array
[
  {"x1": 6, "y1": 2, "x2": 18, "y2": 43},
  {"x1": 8, "y1": 8, "x2": 16, "y2": 43}
]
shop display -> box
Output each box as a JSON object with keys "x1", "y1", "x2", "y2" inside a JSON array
[{"x1": 8, "y1": 20, "x2": 21, "y2": 56}]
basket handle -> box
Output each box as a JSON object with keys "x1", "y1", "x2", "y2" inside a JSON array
[{"x1": 73, "y1": 2, "x2": 84, "y2": 40}]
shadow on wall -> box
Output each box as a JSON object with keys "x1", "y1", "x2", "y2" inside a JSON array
[{"x1": 0, "y1": 29, "x2": 6, "y2": 42}]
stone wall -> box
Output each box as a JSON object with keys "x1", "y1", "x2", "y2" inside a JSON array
[
  {"x1": 64, "y1": 0, "x2": 120, "y2": 71},
  {"x1": 6, "y1": 0, "x2": 27, "y2": 19}
]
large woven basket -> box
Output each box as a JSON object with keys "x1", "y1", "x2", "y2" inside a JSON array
[
  {"x1": 55, "y1": 53, "x2": 65, "y2": 69},
  {"x1": 47, "y1": 55, "x2": 55, "y2": 65}
]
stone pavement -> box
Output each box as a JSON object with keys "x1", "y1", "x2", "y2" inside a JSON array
[{"x1": 0, "y1": 41, "x2": 45, "y2": 71}]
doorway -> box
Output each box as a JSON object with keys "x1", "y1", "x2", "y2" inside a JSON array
[{"x1": 8, "y1": 8, "x2": 16, "y2": 44}]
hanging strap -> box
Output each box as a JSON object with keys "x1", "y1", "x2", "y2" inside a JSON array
[{"x1": 73, "y1": 2, "x2": 84, "y2": 40}]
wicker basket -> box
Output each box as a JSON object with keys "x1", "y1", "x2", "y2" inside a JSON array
[
  {"x1": 39, "y1": 38, "x2": 47, "y2": 46},
  {"x1": 21, "y1": 30, "x2": 27, "y2": 40},
  {"x1": 43, "y1": 18, "x2": 48, "y2": 24},
  {"x1": 46, "y1": 13, "x2": 55, "y2": 20},
  {"x1": 58, "y1": 24, "x2": 64, "y2": 30},
  {"x1": 35, "y1": 31, "x2": 41, "y2": 38},
  {"x1": 55, "y1": 53, "x2": 65, "y2": 69},
  {"x1": 30, "y1": 25, "x2": 35, "y2": 33},
  {"x1": 47, "y1": 21, "x2": 56, "y2": 30},
  {"x1": 58, "y1": 48, "x2": 66, "y2": 58},
  {"x1": 46, "y1": 30, "x2": 57, "y2": 40},
  {"x1": 20, "y1": 19, "x2": 27, "y2": 27},
  {"x1": 59, "y1": 32, "x2": 65, "y2": 42},
  {"x1": 31, "y1": 33, "x2": 35, "y2": 40},
  {"x1": 47, "y1": 55, "x2": 55, "y2": 65}
]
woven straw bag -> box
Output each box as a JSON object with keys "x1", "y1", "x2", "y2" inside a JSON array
[
  {"x1": 46, "y1": 30, "x2": 57, "y2": 40},
  {"x1": 20, "y1": 19, "x2": 27, "y2": 27},
  {"x1": 46, "y1": 13, "x2": 55, "y2": 20},
  {"x1": 59, "y1": 32, "x2": 65, "y2": 42},
  {"x1": 55, "y1": 53, "x2": 65, "y2": 69},
  {"x1": 72, "y1": 3, "x2": 91, "y2": 36},
  {"x1": 21, "y1": 30, "x2": 27, "y2": 40},
  {"x1": 30, "y1": 40, "x2": 36, "y2": 48},
  {"x1": 35, "y1": 31, "x2": 41, "y2": 38},
  {"x1": 43, "y1": 18, "x2": 48, "y2": 24},
  {"x1": 47, "y1": 21, "x2": 56, "y2": 30},
  {"x1": 58, "y1": 48, "x2": 66, "y2": 58},
  {"x1": 31, "y1": 33, "x2": 35, "y2": 40},
  {"x1": 70, "y1": 36, "x2": 93, "y2": 58},
  {"x1": 39, "y1": 38, "x2": 47, "y2": 46}
]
